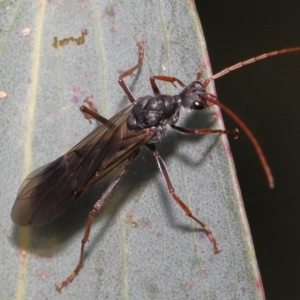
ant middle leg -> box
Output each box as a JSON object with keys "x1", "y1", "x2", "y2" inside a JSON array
[{"x1": 146, "y1": 143, "x2": 221, "y2": 253}]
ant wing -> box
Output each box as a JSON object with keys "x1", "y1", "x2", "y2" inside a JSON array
[{"x1": 11, "y1": 106, "x2": 153, "y2": 226}]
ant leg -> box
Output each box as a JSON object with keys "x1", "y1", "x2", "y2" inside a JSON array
[
  {"x1": 118, "y1": 41, "x2": 145, "y2": 103},
  {"x1": 84, "y1": 96, "x2": 97, "y2": 112},
  {"x1": 80, "y1": 105, "x2": 110, "y2": 126},
  {"x1": 80, "y1": 96, "x2": 109, "y2": 125},
  {"x1": 171, "y1": 125, "x2": 239, "y2": 139},
  {"x1": 146, "y1": 143, "x2": 221, "y2": 253},
  {"x1": 56, "y1": 153, "x2": 138, "y2": 292},
  {"x1": 150, "y1": 76, "x2": 186, "y2": 96}
]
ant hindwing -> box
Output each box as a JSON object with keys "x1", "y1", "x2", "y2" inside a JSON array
[{"x1": 11, "y1": 41, "x2": 300, "y2": 291}]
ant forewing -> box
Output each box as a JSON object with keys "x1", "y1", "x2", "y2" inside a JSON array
[{"x1": 11, "y1": 41, "x2": 300, "y2": 291}]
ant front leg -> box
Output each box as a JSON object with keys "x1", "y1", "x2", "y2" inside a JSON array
[
  {"x1": 150, "y1": 76, "x2": 186, "y2": 96},
  {"x1": 118, "y1": 41, "x2": 145, "y2": 104},
  {"x1": 171, "y1": 125, "x2": 239, "y2": 139}
]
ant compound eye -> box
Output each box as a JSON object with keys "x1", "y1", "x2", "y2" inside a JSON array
[
  {"x1": 193, "y1": 101, "x2": 200, "y2": 108},
  {"x1": 193, "y1": 101, "x2": 205, "y2": 110}
]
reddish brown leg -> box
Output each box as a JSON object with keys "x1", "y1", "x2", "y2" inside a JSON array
[
  {"x1": 80, "y1": 105, "x2": 110, "y2": 126},
  {"x1": 146, "y1": 144, "x2": 221, "y2": 253},
  {"x1": 171, "y1": 125, "x2": 239, "y2": 139},
  {"x1": 118, "y1": 41, "x2": 145, "y2": 103},
  {"x1": 56, "y1": 154, "x2": 137, "y2": 292},
  {"x1": 150, "y1": 76, "x2": 186, "y2": 96},
  {"x1": 84, "y1": 95, "x2": 98, "y2": 113},
  {"x1": 82, "y1": 96, "x2": 99, "y2": 123}
]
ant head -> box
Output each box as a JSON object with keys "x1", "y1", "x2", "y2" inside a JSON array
[{"x1": 179, "y1": 81, "x2": 209, "y2": 110}]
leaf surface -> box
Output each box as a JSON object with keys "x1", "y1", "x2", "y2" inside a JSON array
[{"x1": 0, "y1": 1, "x2": 264, "y2": 299}]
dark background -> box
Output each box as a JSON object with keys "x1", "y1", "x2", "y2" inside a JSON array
[{"x1": 195, "y1": 1, "x2": 300, "y2": 299}]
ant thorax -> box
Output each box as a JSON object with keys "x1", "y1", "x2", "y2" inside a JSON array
[{"x1": 126, "y1": 94, "x2": 181, "y2": 143}]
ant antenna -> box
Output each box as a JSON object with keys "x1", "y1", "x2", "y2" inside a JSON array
[{"x1": 202, "y1": 47, "x2": 300, "y2": 187}]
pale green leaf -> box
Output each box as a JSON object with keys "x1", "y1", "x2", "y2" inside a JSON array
[{"x1": 0, "y1": 1, "x2": 263, "y2": 299}]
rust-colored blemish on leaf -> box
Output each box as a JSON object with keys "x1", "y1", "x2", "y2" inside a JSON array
[{"x1": 53, "y1": 29, "x2": 88, "y2": 49}]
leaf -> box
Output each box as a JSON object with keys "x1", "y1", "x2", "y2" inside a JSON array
[{"x1": 0, "y1": 1, "x2": 264, "y2": 299}]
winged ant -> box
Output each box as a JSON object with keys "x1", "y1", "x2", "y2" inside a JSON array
[{"x1": 11, "y1": 41, "x2": 300, "y2": 291}]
